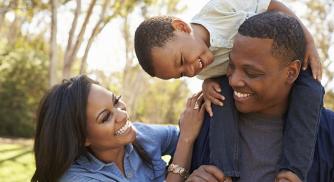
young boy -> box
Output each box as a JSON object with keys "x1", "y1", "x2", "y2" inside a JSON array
[{"x1": 134, "y1": 0, "x2": 323, "y2": 181}]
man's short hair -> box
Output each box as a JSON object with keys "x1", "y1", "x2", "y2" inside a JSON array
[
  {"x1": 134, "y1": 16, "x2": 177, "y2": 76},
  {"x1": 238, "y1": 11, "x2": 306, "y2": 65}
]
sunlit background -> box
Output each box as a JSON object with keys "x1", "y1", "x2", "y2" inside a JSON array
[{"x1": 0, "y1": 0, "x2": 333, "y2": 181}]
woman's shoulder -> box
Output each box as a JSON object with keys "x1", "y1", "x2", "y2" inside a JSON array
[
  {"x1": 133, "y1": 122, "x2": 179, "y2": 155},
  {"x1": 133, "y1": 122, "x2": 178, "y2": 141}
]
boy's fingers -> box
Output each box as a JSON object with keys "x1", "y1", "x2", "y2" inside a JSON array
[
  {"x1": 213, "y1": 84, "x2": 221, "y2": 93},
  {"x1": 209, "y1": 89, "x2": 225, "y2": 101},
  {"x1": 303, "y1": 54, "x2": 309, "y2": 70},
  {"x1": 207, "y1": 95, "x2": 223, "y2": 106},
  {"x1": 204, "y1": 100, "x2": 213, "y2": 117}
]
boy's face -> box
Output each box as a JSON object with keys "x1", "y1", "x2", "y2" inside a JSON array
[
  {"x1": 228, "y1": 34, "x2": 296, "y2": 116},
  {"x1": 150, "y1": 31, "x2": 214, "y2": 79}
]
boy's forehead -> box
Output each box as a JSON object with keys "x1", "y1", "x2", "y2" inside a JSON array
[{"x1": 151, "y1": 46, "x2": 179, "y2": 79}]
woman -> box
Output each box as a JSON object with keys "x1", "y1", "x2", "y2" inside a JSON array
[{"x1": 31, "y1": 75, "x2": 206, "y2": 182}]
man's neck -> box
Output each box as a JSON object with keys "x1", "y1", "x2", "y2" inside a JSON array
[{"x1": 191, "y1": 23, "x2": 211, "y2": 47}]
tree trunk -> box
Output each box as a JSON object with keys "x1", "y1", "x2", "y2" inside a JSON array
[
  {"x1": 80, "y1": 0, "x2": 112, "y2": 74},
  {"x1": 49, "y1": 0, "x2": 58, "y2": 87},
  {"x1": 63, "y1": 0, "x2": 96, "y2": 78}
]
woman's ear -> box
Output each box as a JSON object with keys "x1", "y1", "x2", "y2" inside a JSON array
[
  {"x1": 171, "y1": 19, "x2": 191, "y2": 33},
  {"x1": 286, "y1": 60, "x2": 302, "y2": 84},
  {"x1": 85, "y1": 139, "x2": 90, "y2": 147}
]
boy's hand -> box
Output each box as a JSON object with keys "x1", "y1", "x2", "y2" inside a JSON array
[
  {"x1": 202, "y1": 78, "x2": 225, "y2": 117},
  {"x1": 304, "y1": 38, "x2": 322, "y2": 81},
  {"x1": 275, "y1": 170, "x2": 302, "y2": 182}
]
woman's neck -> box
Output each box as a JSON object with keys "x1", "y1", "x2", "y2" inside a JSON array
[{"x1": 91, "y1": 146, "x2": 126, "y2": 175}]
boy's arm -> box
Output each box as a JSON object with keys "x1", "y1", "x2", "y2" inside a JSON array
[{"x1": 267, "y1": 0, "x2": 322, "y2": 81}]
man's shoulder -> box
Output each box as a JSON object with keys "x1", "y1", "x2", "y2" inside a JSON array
[
  {"x1": 308, "y1": 108, "x2": 334, "y2": 181},
  {"x1": 319, "y1": 108, "x2": 334, "y2": 134}
]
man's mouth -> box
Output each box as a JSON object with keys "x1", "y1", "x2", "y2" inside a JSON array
[
  {"x1": 234, "y1": 91, "x2": 252, "y2": 100},
  {"x1": 115, "y1": 121, "x2": 132, "y2": 136}
]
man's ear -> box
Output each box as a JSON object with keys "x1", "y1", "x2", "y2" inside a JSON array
[
  {"x1": 171, "y1": 19, "x2": 191, "y2": 33},
  {"x1": 286, "y1": 60, "x2": 302, "y2": 84}
]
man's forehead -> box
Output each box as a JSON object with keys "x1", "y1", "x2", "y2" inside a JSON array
[{"x1": 232, "y1": 34, "x2": 273, "y2": 58}]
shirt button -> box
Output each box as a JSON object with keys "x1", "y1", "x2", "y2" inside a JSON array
[{"x1": 127, "y1": 172, "x2": 133, "y2": 178}]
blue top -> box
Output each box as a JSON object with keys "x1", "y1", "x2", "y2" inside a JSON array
[
  {"x1": 191, "y1": 108, "x2": 334, "y2": 181},
  {"x1": 60, "y1": 122, "x2": 179, "y2": 182}
]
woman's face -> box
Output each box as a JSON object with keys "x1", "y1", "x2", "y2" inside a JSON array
[{"x1": 84, "y1": 84, "x2": 136, "y2": 152}]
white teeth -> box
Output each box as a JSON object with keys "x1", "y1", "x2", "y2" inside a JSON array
[
  {"x1": 234, "y1": 91, "x2": 251, "y2": 98},
  {"x1": 198, "y1": 59, "x2": 203, "y2": 68},
  {"x1": 115, "y1": 121, "x2": 132, "y2": 136}
]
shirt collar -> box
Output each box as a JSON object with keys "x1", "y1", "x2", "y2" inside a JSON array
[{"x1": 76, "y1": 144, "x2": 135, "y2": 172}]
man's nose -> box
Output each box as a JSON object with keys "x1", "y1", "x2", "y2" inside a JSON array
[{"x1": 228, "y1": 71, "x2": 245, "y2": 88}]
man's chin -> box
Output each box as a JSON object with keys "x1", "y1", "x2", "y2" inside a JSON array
[{"x1": 235, "y1": 104, "x2": 253, "y2": 113}]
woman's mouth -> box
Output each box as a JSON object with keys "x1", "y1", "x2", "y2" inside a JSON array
[{"x1": 115, "y1": 121, "x2": 132, "y2": 136}]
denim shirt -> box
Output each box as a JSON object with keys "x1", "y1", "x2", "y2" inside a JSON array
[{"x1": 61, "y1": 122, "x2": 179, "y2": 182}]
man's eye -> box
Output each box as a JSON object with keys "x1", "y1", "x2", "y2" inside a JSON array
[{"x1": 245, "y1": 71, "x2": 263, "y2": 78}]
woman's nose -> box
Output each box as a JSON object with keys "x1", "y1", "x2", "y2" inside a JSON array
[{"x1": 114, "y1": 108, "x2": 128, "y2": 123}]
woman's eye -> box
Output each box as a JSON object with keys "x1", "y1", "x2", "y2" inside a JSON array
[{"x1": 102, "y1": 112, "x2": 111, "y2": 123}]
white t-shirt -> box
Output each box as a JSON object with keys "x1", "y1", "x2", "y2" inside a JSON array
[{"x1": 191, "y1": 0, "x2": 271, "y2": 79}]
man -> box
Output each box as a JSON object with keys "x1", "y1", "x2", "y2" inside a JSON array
[{"x1": 188, "y1": 12, "x2": 333, "y2": 182}]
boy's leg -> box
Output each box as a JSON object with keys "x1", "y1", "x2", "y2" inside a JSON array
[
  {"x1": 209, "y1": 76, "x2": 240, "y2": 177},
  {"x1": 279, "y1": 68, "x2": 324, "y2": 181}
]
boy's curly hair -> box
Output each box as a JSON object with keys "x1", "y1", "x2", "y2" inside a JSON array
[{"x1": 134, "y1": 16, "x2": 177, "y2": 76}]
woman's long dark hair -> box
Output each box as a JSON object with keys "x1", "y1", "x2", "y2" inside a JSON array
[{"x1": 31, "y1": 75, "x2": 151, "y2": 182}]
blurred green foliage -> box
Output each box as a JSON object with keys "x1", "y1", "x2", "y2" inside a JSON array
[
  {"x1": 0, "y1": 37, "x2": 48, "y2": 137},
  {"x1": 0, "y1": 143, "x2": 34, "y2": 182}
]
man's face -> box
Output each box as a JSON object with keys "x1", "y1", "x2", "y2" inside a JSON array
[
  {"x1": 228, "y1": 34, "x2": 292, "y2": 116},
  {"x1": 150, "y1": 31, "x2": 214, "y2": 79}
]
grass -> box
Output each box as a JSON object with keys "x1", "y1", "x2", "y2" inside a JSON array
[
  {"x1": 0, "y1": 138, "x2": 171, "y2": 182},
  {"x1": 0, "y1": 139, "x2": 34, "y2": 182}
]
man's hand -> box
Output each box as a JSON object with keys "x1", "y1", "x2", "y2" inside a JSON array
[
  {"x1": 275, "y1": 170, "x2": 302, "y2": 182},
  {"x1": 186, "y1": 165, "x2": 231, "y2": 182},
  {"x1": 202, "y1": 78, "x2": 225, "y2": 117}
]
